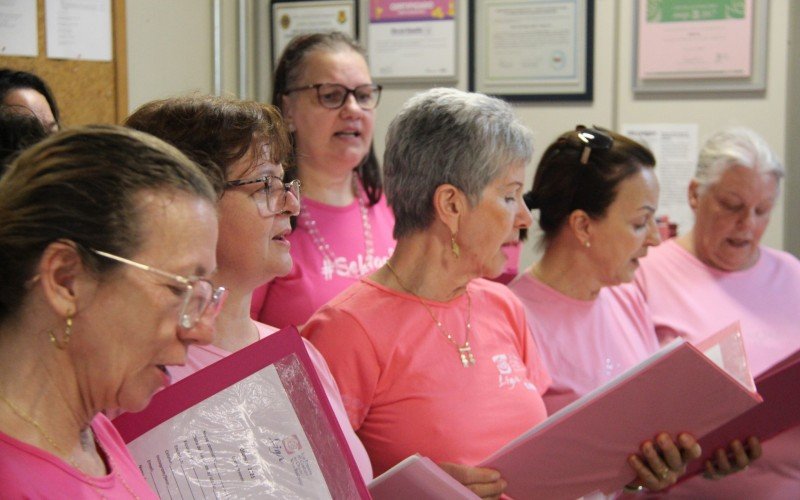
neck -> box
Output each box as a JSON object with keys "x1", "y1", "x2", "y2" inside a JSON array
[
  {"x1": 211, "y1": 287, "x2": 260, "y2": 353},
  {"x1": 534, "y1": 239, "x2": 603, "y2": 300},
  {"x1": 376, "y1": 232, "x2": 470, "y2": 302},
  {"x1": 297, "y1": 164, "x2": 355, "y2": 206},
  {"x1": 0, "y1": 313, "x2": 104, "y2": 474},
  {"x1": 675, "y1": 231, "x2": 695, "y2": 256}
]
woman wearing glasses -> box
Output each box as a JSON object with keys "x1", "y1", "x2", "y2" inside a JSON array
[
  {"x1": 0, "y1": 125, "x2": 222, "y2": 497},
  {"x1": 303, "y1": 90, "x2": 699, "y2": 498},
  {"x1": 125, "y1": 94, "x2": 373, "y2": 482},
  {"x1": 508, "y1": 127, "x2": 754, "y2": 489},
  {"x1": 250, "y1": 31, "x2": 396, "y2": 329}
]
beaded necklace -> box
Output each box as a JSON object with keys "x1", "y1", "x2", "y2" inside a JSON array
[{"x1": 298, "y1": 177, "x2": 374, "y2": 270}]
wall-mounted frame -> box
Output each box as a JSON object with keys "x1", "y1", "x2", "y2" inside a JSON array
[
  {"x1": 469, "y1": 0, "x2": 594, "y2": 102},
  {"x1": 633, "y1": 0, "x2": 767, "y2": 94},
  {"x1": 366, "y1": 0, "x2": 458, "y2": 83},
  {"x1": 270, "y1": 0, "x2": 359, "y2": 68}
]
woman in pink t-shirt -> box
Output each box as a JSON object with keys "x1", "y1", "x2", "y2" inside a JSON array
[
  {"x1": 250, "y1": 32, "x2": 396, "y2": 329},
  {"x1": 304, "y1": 90, "x2": 699, "y2": 498},
  {"x1": 126, "y1": 95, "x2": 373, "y2": 483},
  {"x1": 0, "y1": 126, "x2": 222, "y2": 497},
  {"x1": 635, "y1": 127, "x2": 799, "y2": 498}
]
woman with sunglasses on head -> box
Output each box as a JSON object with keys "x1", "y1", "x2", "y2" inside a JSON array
[
  {"x1": 508, "y1": 126, "x2": 755, "y2": 492},
  {"x1": 250, "y1": 31, "x2": 396, "y2": 329},
  {"x1": 125, "y1": 94, "x2": 373, "y2": 483},
  {"x1": 0, "y1": 125, "x2": 222, "y2": 497}
]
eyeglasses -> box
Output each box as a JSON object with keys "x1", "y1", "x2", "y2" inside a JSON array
[
  {"x1": 576, "y1": 126, "x2": 613, "y2": 165},
  {"x1": 91, "y1": 249, "x2": 228, "y2": 329},
  {"x1": 224, "y1": 175, "x2": 301, "y2": 217},
  {"x1": 283, "y1": 83, "x2": 382, "y2": 110}
]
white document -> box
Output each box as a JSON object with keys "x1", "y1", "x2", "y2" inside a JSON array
[
  {"x1": 126, "y1": 364, "x2": 333, "y2": 499},
  {"x1": 45, "y1": 0, "x2": 112, "y2": 61},
  {"x1": 621, "y1": 123, "x2": 698, "y2": 235},
  {"x1": 0, "y1": 0, "x2": 38, "y2": 56}
]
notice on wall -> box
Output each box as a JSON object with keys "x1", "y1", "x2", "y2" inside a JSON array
[
  {"x1": 0, "y1": 0, "x2": 38, "y2": 57},
  {"x1": 621, "y1": 123, "x2": 698, "y2": 235},
  {"x1": 45, "y1": 0, "x2": 112, "y2": 61}
]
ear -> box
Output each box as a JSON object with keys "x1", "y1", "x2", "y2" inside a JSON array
[
  {"x1": 37, "y1": 241, "x2": 94, "y2": 317},
  {"x1": 567, "y1": 209, "x2": 593, "y2": 247},
  {"x1": 432, "y1": 183, "x2": 467, "y2": 235},
  {"x1": 687, "y1": 179, "x2": 701, "y2": 212},
  {"x1": 280, "y1": 94, "x2": 296, "y2": 132}
]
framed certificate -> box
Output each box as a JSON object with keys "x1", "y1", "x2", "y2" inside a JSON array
[
  {"x1": 270, "y1": 0, "x2": 359, "y2": 67},
  {"x1": 469, "y1": 0, "x2": 594, "y2": 101},
  {"x1": 366, "y1": 0, "x2": 458, "y2": 82},
  {"x1": 633, "y1": 0, "x2": 768, "y2": 93}
]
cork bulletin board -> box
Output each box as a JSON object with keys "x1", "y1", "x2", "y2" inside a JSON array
[{"x1": 0, "y1": 0, "x2": 127, "y2": 125}]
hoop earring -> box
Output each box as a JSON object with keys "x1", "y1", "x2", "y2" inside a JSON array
[
  {"x1": 49, "y1": 313, "x2": 73, "y2": 350},
  {"x1": 451, "y1": 233, "x2": 461, "y2": 258}
]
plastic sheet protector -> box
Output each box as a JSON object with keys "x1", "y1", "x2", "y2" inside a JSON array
[{"x1": 113, "y1": 327, "x2": 369, "y2": 500}]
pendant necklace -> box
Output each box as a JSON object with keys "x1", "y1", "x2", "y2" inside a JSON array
[{"x1": 385, "y1": 261, "x2": 476, "y2": 367}]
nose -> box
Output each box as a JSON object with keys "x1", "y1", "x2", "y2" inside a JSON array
[
  {"x1": 737, "y1": 208, "x2": 757, "y2": 230},
  {"x1": 339, "y1": 92, "x2": 364, "y2": 116},
  {"x1": 282, "y1": 186, "x2": 301, "y2": 216},
  {"x1": 646, "y1": 217, "x2": 661, "y2": 247},
  {"x1": 179, "y1": 313, "x2": 216, "y2": 346},
  {"x1": 516, "y1": 197, "x2": 534, "y2": 229}
]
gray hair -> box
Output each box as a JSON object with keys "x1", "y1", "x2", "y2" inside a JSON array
[
  {"x1": 384, "y1": 88, "x2": 533, "y2": 239},
  {"x1": 695, "y1": 127, "x2": 784, "y2": 194}
]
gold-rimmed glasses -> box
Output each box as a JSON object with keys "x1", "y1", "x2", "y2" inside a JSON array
[{"x1": 92, "y1": 249, "x2": 227, "y2": 329}]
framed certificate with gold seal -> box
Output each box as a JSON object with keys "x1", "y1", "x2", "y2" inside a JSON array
[{"x1": 271, "y1": 0, "x2": 359, "y2": 67}]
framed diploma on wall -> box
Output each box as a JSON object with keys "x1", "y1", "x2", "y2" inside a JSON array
[
  {"x1": 469, "y1": 0, "x2": 594, "y2": 102},
  {"x1": 633, "y1": 0, "x2": 768, "y2": 94},
  {"x1": 270, "y1": 0, "x2": 359, "y2": 67}
]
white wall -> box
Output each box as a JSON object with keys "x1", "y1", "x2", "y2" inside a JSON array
[{"x1": 126, "y1": 0, "x2": 798, "y2": 268}]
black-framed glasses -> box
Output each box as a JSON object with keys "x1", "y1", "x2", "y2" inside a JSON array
[
  {"x1": 283, "y1": 83, "x2": 382, "y2": 110},
  {"x1": 92, "y1": 249, "x2": 227, "y2": 329},
  {"x1": 576, "y1": 126, "x2": 613, "y2": 165},
  {"x1": 224, "y1": 175, "x2": 301, "y2": 216}
]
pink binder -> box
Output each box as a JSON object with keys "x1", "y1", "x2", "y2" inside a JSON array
[
  {"x1": 680, "y1": 345, "x2": 800, "y2": 480},
  {"x1": 369, "y1": 454, "x2": 479, "y2": 500},
  {"x1": 113, "y1": 326, "x2": 369, "y2": 499},
  {"x1": 479, "y1": 337, "x2": 761, "y2": 499}
]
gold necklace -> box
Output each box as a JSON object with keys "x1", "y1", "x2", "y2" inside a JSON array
[
  {"x1": 0, "y1": 392, "x2": 139, "y2": 499},
  {"x1": 385, "y1": 261, "x2": 476, "y2": 367}
]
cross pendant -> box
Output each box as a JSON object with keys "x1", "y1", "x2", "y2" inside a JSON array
[{"x1": 458, "y1": 345, "x2": 476, "y2": 367}]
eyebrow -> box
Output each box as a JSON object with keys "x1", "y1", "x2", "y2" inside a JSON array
[{"x1": 640, "y1": 205, "x2": 657, "y2": 213}]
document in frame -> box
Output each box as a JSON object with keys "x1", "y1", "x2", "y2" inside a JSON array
[{"x1": 113, "y1": 326, "x2": 369, "y2": 500}]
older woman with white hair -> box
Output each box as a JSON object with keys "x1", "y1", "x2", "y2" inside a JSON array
[
  {"x1": 636, "y1": 126, "x2": 800, "y2": 497},
  {"x1": 304, "y1": 88, "x2": 699, "y2": 498}
]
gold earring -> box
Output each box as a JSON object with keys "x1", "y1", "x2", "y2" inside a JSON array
[
  {"x1": 49, "y1": 313, "x2": 73, "y2": 350},
  {"x1": 584, "y1": 240, "x2": 591, "y2": 248},
  {"x1": 451, "y1": 233, "x2": 461, "y2": 258}
]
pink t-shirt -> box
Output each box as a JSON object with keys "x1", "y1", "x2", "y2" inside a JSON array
[
  {"x1": 251, "y1": 194, "x2": 396, "y2": 328},
  {"x1": 168, "y1": 321, "x2": 374, "y2": 483},
  {"x1": 509, "y1": 272, "x2": 660, "y2": 414},
  {"x1": 0, "y1": 412, "x2": 156, "y2": 498},
  {"x1": 635, "y1": 239, "x2": 800, "y2": 498},
  {"x1": 303, "y1": 277, "x2": 551, "y2": 476}
]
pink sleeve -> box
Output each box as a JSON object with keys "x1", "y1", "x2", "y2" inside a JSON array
[
  {"x1": 301, "y1": 338, "x2": 374, "y2": 482},
  {"x1": 513, "y1": 300, "x2": 552, "y2": 395},
  {"x1": 302, "y1": 307, "x2": 381, "y2": 430}
]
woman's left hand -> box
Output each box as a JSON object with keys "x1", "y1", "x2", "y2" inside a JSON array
[
  {"x1": 703, "y1": 436, "x2": 762, "y2": 480},
  {"x1": 624, "y1": 432, "x2": 702, "y2": 493}
]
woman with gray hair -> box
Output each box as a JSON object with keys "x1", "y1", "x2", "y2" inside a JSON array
[
  {"x1": 304, "y1": 88, "x2": 695, "y2": 498},
  {"x1": 636, "y1": 126, "x2": 800, "y2": 496}
]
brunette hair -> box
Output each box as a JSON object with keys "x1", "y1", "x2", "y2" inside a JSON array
[
  {"x1": 0, "y1": 125, "x2": 215, "y2": 321},
  {"x1": 272, "y1": 31, "x2": 382, "y2": 205},
  {"x1": 0, "y1": 68, "x2": 61, "y2": 125}
]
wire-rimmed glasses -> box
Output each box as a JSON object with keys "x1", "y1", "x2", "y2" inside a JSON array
[
  {"x1": 283, "y1": 83, "x2": 382, "y2": 110},
  {"x1": 92, "y1": 249, "x2": 227, "y2": 329},
  {"x1": 224, "y1": 175, "x2": 301, "y2": 217}
]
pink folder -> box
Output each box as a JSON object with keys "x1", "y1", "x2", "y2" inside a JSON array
[
  {"x1": 113, "y1": 326, "x2": 369, "y2": 499},
  {"x1": 479, "y1": 337, "x2": 761, "y2": 499},
  {"x1": 680, "y1": 345, "x2": 800, "y2": 480},
  {"x1": 369, "y1": 454, "x2": 479, "y2": 499}
]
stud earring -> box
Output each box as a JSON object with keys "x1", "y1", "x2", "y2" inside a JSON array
[{"x1": 584, "y1": 240, "x2": 591, "y2": 248}]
